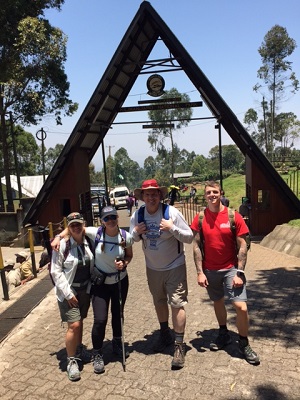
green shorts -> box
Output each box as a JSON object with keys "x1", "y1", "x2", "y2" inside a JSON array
[
  {"x1": 58, "y1": 289, "x2": 91, "y2": 323},
  {"x1": 146, "y1": 264, "x2": 188, "y2": 308}
]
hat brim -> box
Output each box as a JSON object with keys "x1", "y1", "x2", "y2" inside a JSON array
[
  {"x1": 15, "y1": 252, "x2": 28, "y2": 259},
  {"x1": 101, "y1": 211, "x2": 118, "y2": 219},
  {"x1": 134, "y1": 186, "x2": 168, "y2": 200},
  {"x1": 68, "y1": 219, "x2": 84, "y2": 226}
]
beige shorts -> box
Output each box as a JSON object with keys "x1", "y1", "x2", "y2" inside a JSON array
[{"x1": 146, "y1": 264, "x2": 188, "y2": 308}]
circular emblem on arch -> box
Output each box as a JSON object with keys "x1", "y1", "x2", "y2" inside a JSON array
[{"x1": 147, "y1": 74, "x2": 165, "y2": 97}]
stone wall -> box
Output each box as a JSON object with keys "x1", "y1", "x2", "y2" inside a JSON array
[{"x1": 260, "y1": 224, "x2": 300, "y2": 258}]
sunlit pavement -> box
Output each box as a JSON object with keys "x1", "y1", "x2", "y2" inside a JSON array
[{"x1": 0, "y1": 208, "x2": 300, "y2": 399}]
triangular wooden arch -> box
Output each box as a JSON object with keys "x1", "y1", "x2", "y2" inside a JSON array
[{"x1": 24, "y1": 1, "x2": 300, "y2": 235}]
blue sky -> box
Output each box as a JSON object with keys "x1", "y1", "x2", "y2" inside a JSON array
[{"x1": 28, "y1": 0, "x2": 300, "y2": 169}]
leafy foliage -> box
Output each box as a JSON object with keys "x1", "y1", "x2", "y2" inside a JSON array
[
  {"x1": 147, "y1": 88, "x2": 193, "y2": 180},
  {"x1": 0, "y1": 0, "x2": 77, "y2": 209},
  {"x1": 251, "y1": 25, "x2": 299, "y2": 159}
]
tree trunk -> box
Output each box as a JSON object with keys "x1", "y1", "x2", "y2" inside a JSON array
[{"x1": 0, "y1": 91, "x2": 14, "y2": 212}]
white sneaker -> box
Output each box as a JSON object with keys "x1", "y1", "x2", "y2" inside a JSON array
[{"x1": 67, "y1": 357, "x2": 81, "y2": 381}]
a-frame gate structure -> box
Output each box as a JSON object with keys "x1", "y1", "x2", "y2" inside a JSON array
[{"x1": 23, "y1": 1, "x2": 300, "y2": 236}]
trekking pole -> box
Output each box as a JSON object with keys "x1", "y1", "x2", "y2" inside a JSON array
[{"x1": 117, "y1": 270, "x2": 126, "y2": 371}]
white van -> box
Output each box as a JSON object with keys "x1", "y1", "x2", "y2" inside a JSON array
[{"x1": 109, "y1": 186, "x2": 129, "y2": 209}]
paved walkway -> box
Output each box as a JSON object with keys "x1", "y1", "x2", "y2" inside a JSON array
[{"x1": 0, "y1": 209, "x2": 300, "y2": 399}]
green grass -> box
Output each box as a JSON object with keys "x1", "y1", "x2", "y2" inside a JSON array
[
  {"x1": 222, "y1": 174, "x2": 247, "y2": 210},
  {"x1": 287, "y1": 219, "x2": 300, "y2": 228},
  {"x1": 222, "y1": 173, "x2": 300, "y2": 227}
]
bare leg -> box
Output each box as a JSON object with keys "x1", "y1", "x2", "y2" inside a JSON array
[
  {"x1": 213, "y1": 297, "x2": 227, "y2": 326},
  {"x1": 65, "y1": 320, "x2": 82, "y2": 357},
  {"x1": 171, "y1": 306, "x2": 186, "y2": 333},
  {"x1": 232, "y1": 301, "x2": 249, "y2": 337},
  {"x1": 154, "y1": 303, "x2": 169, "y2": 323}
]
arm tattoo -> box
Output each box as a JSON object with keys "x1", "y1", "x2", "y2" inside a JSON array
[
  {"x1": 193, "y1": 232, "x2": 203, "y2": 274},
  {"x1": 237, "y1": 236, "x2": 247, "y2": 270}
]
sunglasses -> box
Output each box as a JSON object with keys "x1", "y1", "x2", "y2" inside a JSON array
[{"x1": 102, "y1": 215, "x2": 117, "y2": 222}]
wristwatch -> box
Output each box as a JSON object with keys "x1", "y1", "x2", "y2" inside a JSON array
[{"x1": 236, "y1": 270, "x2": 245, "y2": 278}]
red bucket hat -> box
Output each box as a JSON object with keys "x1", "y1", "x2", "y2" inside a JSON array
[{"x1": 134, "y1": 179, "x2": 168, "y2": 200}]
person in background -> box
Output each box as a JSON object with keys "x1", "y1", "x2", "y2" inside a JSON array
[
  {"x1": 15, "y1": 251, "x2": 34, "y2": 285},
  {"x1": 126, "y1": 192, "x2": 135, "y2": 216},
  {"x1": 130, "y1": 179, "x2": 193, "y2": 369},
  {"x1": 168, "y1": 185, "x2": 180, "y2": 206},
  {"x1": 39, "y1": 239, "x2": 51, "y2": 270},
  {"x1": 4, "y1": 259, "x2": 20, "y2": 291},
  {"x1": 191, "y1": 181, "x2": 260, "y2": 365},
  {"x1": 51, "y1": 212, "x2": 94, "y2": 382},
  {"x1": 220, "y1": 189, "x2": 230, "y2": 207},
  {"x1": 239, "y1": 198, "x2": 251, "y2": 227}
]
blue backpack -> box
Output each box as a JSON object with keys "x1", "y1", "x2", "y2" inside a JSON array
[{"x1": 137, "y1": 203, "x2": 170, "y2": 223}]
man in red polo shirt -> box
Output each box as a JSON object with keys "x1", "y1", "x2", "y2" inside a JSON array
[{"x1": 191, "y1": 180, "x2": 259, "y2": 365}]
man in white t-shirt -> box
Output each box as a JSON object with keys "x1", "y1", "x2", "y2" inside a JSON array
[{"x1": 130, "y1": 179, "x2": 193, "y2": 369}]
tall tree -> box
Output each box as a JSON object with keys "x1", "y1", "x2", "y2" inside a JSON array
[
  {"x1": 0, "y1": 0, "x2": 78, "y2": 210},
  {"x1": 274, "y1": 112, "x2": 300, "y2": 158},
  {"x1": 244, "y1": 107, "x2": 300, "y2": 158},
  {"x1": 43, "y1": 143, "x2": 64, "y2": 174},
  {"x1": 0, "y1": 125, "x2": 41, "y2": 176},
  {"x1": 253, "y1": 25, "x2": 299, "y2": 160},
  {"x1": 147, "y1": 88, "x2": 193, "y2": 182},
  {"x1": 143, "y1": 156, "x2": 157, "y2": 179},
  {"x1": 113, "y1": 147, "x2": 141, "y2": 190}
]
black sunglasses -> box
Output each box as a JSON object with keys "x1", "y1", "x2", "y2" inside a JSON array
[{"x1": 103, "y1": 215, "x2": 117, "y2": 222}]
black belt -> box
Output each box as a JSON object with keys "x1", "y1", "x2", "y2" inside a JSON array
[{"x1": 72, "y1": 279, "x2": 90, "y2": 288}]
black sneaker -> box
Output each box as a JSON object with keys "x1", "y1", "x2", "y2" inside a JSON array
[
  {"x1": 112, "y1": 338, "x2": 130, "y2": 359},
  {"x1": 210, "y1": 332, "x2": 232, "y2": 351},
  {"x1": 239, "y1": 342, "x2": 260, "y2": 365},
  {"x1": 153, "y1": 328, "x2": 174, "y2": 353},
  {"x1": 171, "y1": 342, "x2": 186, "y2": 369}
]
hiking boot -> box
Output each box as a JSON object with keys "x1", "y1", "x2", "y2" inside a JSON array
[
  {"x1": 153, "y1": 328, "x2": 174, "y2": 353},
  {"x1": 76, "y1": 344, "x2": 92, "y2": 363},
  {"x1": 210, "y1": 332, "x2": 232, "y2": 351},
  {"x1": 171, "y1": 342, "x2": 186, "y2": 369},
  {"x1": 93, "y1": 352, "x2": 105, "y2": 374},
  {"x1": 112, "y1": 338, "x2": 130, "y2": 359},
  {"x1": 239, "y1": 342, "x2": 260, "y2": 365},
  {"x1": 67, "y1": 357, "x2": 81, "y2": 381}
]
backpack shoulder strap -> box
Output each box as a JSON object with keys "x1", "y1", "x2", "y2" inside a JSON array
[
  {"x1": 137, "y1": 205, "x2": 145, "y2": 223},
  {"x1": 198, "y1": 207, "x2": 206, "y2": 230},
  {"x1": 120, "y1": 228, "x2": 127, "y2": 240},
  {"x1": 63, "y1": 239, "x2": 71, "y2": 261},
  {"x1": 162, "y1": 203, "x2": 169, "y2": 219},
  {"x1": 198, "y1": 207, "x2": 206, "y2": 258},
  {"x1": 95, "y1": 226, "x2": 103, "y2": 248},
  {"x1": 85, "y1": 235, "x2": 94, "y2": 254},
  {"x1": 163, "y1": 203, "x2": 170, "y2": 219}
]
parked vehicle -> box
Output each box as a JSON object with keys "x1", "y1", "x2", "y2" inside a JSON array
[
  {"x1": 109, "y1": 186, "x2": 129, "y2": 209},
  {"x1": 91, "y1": 186, "x2": 107, "y2": 218}
]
